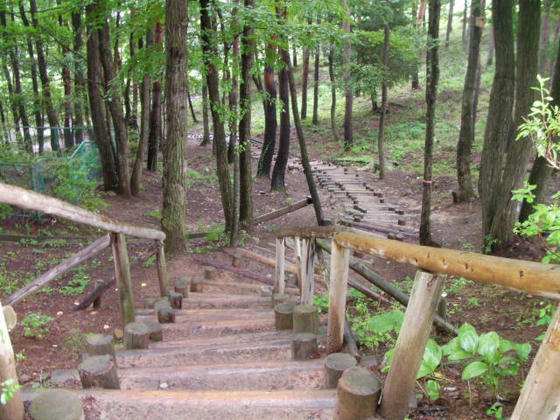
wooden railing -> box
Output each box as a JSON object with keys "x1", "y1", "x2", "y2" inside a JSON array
[{"x1": 275, "y1": 226, "x2": 560, "y2": 420}]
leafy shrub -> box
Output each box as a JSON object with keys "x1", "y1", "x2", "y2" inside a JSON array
[{"x1": 21, "y1": 312, "x2": 55, "y2": 339}]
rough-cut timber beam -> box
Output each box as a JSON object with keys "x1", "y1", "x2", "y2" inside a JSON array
[
  {"x1": 0, "y1": 183, "x2": 165, "y2": 241},
  {"x1": 4, "y1": 234, "x2": 111, "y2": 306},
  {"x1": 253, "y1": 197, "x2": 313, "y2": 225},
  {"x1": 276, "y1": 225, "x2": 342, "y2": 239},
  {"x1": 335, "y1": 232, "x2": 560, "y2": 300}
]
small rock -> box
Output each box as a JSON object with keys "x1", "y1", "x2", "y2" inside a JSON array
[{"x1": 159, "y1": 382, "x2": 169, "y2": 389}]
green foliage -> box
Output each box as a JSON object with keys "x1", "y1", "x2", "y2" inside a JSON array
[
  {"x1": 60, "y1": 267, "x2": 89, "y2": 296},
  {"x1": 21, "y1": 312, "x2": 55, "y2": 339},
  {"x1": 0, "y1": 379, "x2": 21, "y2": 406},
  {"x1": 486, "y1": 402, "x2": 504, "y2": 420},
  {"x1": 313, "y1": 294, "x2": 329, "y2": 314},
  {"x1": 147, "y1": 209, "x2": 163, "y2": 220},
  {"x1": 350, "y1": 295, "x2": 404, "y2": 348},
  {"x1": 186, "y1": 168, "x2": 218, "y2": 188},
  {"x1": 143, "y1": 255, "x2": 157, "y2": 268},
  {"x1": 63, "y1": 329, "x2": 92, "y2": 359}
]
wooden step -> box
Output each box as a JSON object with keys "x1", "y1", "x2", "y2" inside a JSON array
[
  {"x1": 181, "y1": 294, "x2": 272, "y2": 309},
  {"x1": 23, "y1": 389, "x2": 336, "y2": 420},
  {"x1": 135, "y1": 308, "x2": 274, "y2": 323}
]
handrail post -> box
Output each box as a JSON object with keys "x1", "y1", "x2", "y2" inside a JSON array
[
  {"x1": 301, "y1": 239, "x2": 315, "y2": 304},
  {"x1": 275, "y1": 237, "x2": 286, "y2": 295},
  {"x1": 156, "y1": 240, "x2": 169, "y2": 297},
  {"x1": 327, "y1": 239, "x2": 350, "y2": 354},
  {"x1": 0, "y1": 302, "x2": 24, "y2": 420},
  {"x1": 511, "y1": 303, "x2": 560, "y2": 420},
  {"x1": 111, "y1": 233, "x2": 135, "y2": 325},
  {"x1": 379, "y1": 270, "x2": 446, "y2": 420}
]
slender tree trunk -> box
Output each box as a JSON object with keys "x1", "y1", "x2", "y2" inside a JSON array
[
  {"x1": 343, "y1": 0, "x2": 353, "y2": 150},
  {"x1": 187, "y1": 88, "x2": 198, "y2": 123},
  {"x1": 539, "y1": 2, "x2": 551, "y2": 76},
  {"x1": 71, "y1": 11, "x2": 85, "y2": 144},
  {"x1": 378, "y1": 25, "x2": 390, "y2": 180},
  {"x1": 328, "y1": 47, "x2": 339, "y2": 142},
  {"x1": 301, "y1": 20, "x2": 311, "y2": 120},
  {"x1": 98, "y1": 19, "x2": 131, "y2": 196},
  {"x1": 239, "y1": 0, "x2": 255, "y2": 227},
  {"x1": 412, "y1": 1, "x2": 425, "y2": 90},
  {"x1": 419, "y1": 0, "x2": 441, "y2": 246},
  {"x1": 200, "y1": 0, "x2": 233, "y2": 231},
  {"x1": 85, "y1": 3, "x2": 118, "y2": 191},
  {"x1": 462, "y1": 0, "x2": 468, "y2": 52},
  {"x1": 445, "y1": 0, "x2": 454, "y2": 47},
  {"x1": 200, "y1": 84, "x2": 210, "y2": 145},
  {"x1": 271, "y1": 4, "x2": 290, "y2": 191},
  {"x1": 162, "y1": 0, "x2": 188, "y2": 253},
  {"x1": 2, "y1": 62, "x2": 21, "y2": 144},
  {"x1": 131, "y1": 30, "x2": 154, "y2": 196},
  {"x1": 257, "y1": 40, "x2": 278, "y2": 178},
  {"x1": 147, "y1": 22, "x2": 163, "y2": 172},
  {"x1": 455, "y1": 0, "x2": 482, "y2": 202},
  {"x1": 229, "y1": 1, "x2": 240, "y2": 245},
  {"x1": 292, "y1": 46, "x2": 298, "y2": 67},
  {"x1": 486, "y1": 25, "x2": 494, "y2": 67},
  {"x1": 58, "y1": 9, "x2": 73, "y2": 148},
  {"x1": 312, "y1": 27, "x2": 320, "y2": 126},
  {"x1": 30, "y1": 0, "x2": 60, "y2": 152}
]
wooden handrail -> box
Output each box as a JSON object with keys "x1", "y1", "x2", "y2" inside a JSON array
[
  {"x1": 334, "y1": 231, "x2": 560, "y2": 300},
  {"x1": 0, "y1": 183, "x2": 165, "y2": 241}
]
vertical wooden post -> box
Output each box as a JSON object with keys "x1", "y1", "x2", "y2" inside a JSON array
[
  {"x1": 0, "y1": 302, "x2": 24, "y2": 420},
  {"x1": 156, "y1": 240, "x2": 169, "y2": 297},
  {"x1": 295, "y1": 237, "x2": 303, "y2": 289},
  {"x1": 511, "y1": 303, "x2": 560, "y2": 420},
  {"x1": 275, "y1": 237, "x2": 286, "y2": 295},
  {"x1": 379, "y1": 270, "x2": 445, "y2": 420},
  {"x1": 327, "y1": 239, "x2": 350, "y2": 354},
  {"x1": 301, "y1": 239, "x2": 315, "y2": 304},
  {"x1": 111, "y1": 233, "x2": 136, "y2": 325}
]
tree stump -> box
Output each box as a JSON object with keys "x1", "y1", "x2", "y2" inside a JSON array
[
  {"x1": 30, "y1": 389, "x2": 84, "y2": 420},
  {"x1": 292, "y1": 333, "x2": 318, "y2": 360},
  {"x1": 124, "y1": 322, "x2": 150, "y2": 349},
  {"x1": 190, "y1": 277, "x2": 204, "y2": 293},
  {"x1": 86, "y1": 334, "x2": 114, "y2": 358},
  {"x1": 174, "y1": 277, "x2": 190, "y2": 297},
  {"x1": 204, "y1": 266, "x2": 217, "y2": 280},
  {"x1": 168, "y1": 291, "x2": 183, "y2": 309},
  {"x1": 293, "y1": 304, "x2": 319, "y2": 335},
  {"x1": 274, "y1": 303, "x2": 295, "y2": 330},
  {"x1": 325, "y1": 353, "x2": 357, "y2": 388},
  {"x1": 78, "y1": 355, "x2": 120, "y2": 389},
  {"x1": 335, "y1": 366, "x2": 381, "y2": 420},
  {"x1": 143, "y1": 320, "x2": 163, "y2": 342},
  {"x1": 232, "y1": 252, "x2": 242, "y2": 267},
  {"x1": 157, "y1": 306, "x2": 176, "y2": 323}
]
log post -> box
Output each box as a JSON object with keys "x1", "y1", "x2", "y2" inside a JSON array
[
  {"x1": 86, "y1": 334, "x2": 115, "y2": 358},
  {"x1": 274, "y1": 303, "x2": 295, "y2": 330},
  {"x1": 327, "y1": 239, "x2": 350, "y2": 354},
  {"x1": 301, "y1": 239, "x2": 315, "y2": 304},
  {"x1": 0, "y1": 302, "x2": 23, "y2": 420},
  {"x1": 156, "y1": 240, "x2": 169, "y2": 297},
  {"x1": 111, "y1": 233, "x2": 135, "y2": 325},
  {"x1": 168, "y1": 291, "x2": 183, "y2": 309},
  {"x1": 78, "y1": 355, "x2": 120, "y2": 389},
  {"x1": 510, "y1": 303, "x2": 560, "y2": 420},
  {"x1": 174, "y1": 277, "x2": 190, "y2": 297},
  {"x1": 293, "y1": 304, "x2": 319, "y2": 334},
  {"x1": 124, "y1": 322, "x2": 150, "y2": 350},
  {"x1": 336, "y1": 367, "x2": 381, "y2": 420},
  {"x1": 190, "y1": 277, "x2": 203, "y2": 293},
  {"x1": 275, "y1": 237, "x2": 286, "y2": 295},
  {"x1": 325, "y1": 352, "x2": 357, "y2": 388},
  {"x1": 204, "y1": 266, "x2": 217, "y2": 281},
  {"x1": 292, "y1": 333, "x2": 318, "y2": 360},
  {"x1": 143, "y1": 320, "x2": 163, "y2": 342},
  {"x1": 379, "y1": 270, "x2": 446, "y2": 420},
  {"x1": 29, "y1": 389, "x2": 84, "y2": 420}
]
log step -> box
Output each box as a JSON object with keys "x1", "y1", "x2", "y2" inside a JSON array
[
  {"x1": 181, "y1": 294, "x2": 272, "y2": 309},
  {"x1": 24, "y1": 389, "x2": 336, "y2": 420}
]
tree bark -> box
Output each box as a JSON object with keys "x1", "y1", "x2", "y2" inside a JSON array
[
  {"x1": 58, "y1": 9, "x2": 73, "y2": 149},
  {"x1": 200, "y1": 0, "x2": 233, "y2": 231},
  {"x1": 312, "y1": 27, "x2": 320, "y2": 126},
  {"x1": 85, "y1": 3, "x2": 118, "y2": 191},
  {"x1": 328, "y1": 47, "x2": 339, "y2": 142},
  {"x1": 486, "y1": 25, "x2": 494, "y2": 67},
  {"x1": 30, "y1": 0, "x2": 60, "y2": 152},
  {"x1": 239, "y1": 0, "x2": 255, "y2": 227},
  {"x1": 462, "y1": 0, "x2": 468, "y2": 52},
  {"x1": 343, "y1": 0, "x2": 353, "y2": 150},
  {"x1": 378, "y1": 25, "x2": 390, "y2": 180},
  {"x1": 200, "y1": 83, "x2": 210, "y2": 145},
  {"x1": 478, "y1": 0, "x2": 515, "y2": 240},
  {"x1": 257, "y1": 40, "x2": 278, "y2": 178},
  {"x1": 161, "y1": 0, "x2": 188, "y2": 253},
  {"x1": 455, "y1": 0, "x2": 482, "y2": 202},
  {"x1": 445, "y1": 0, "x2": 454, "y2": 47},
  {"x1": 147, "y1": 22, "x2": 163, "y2": 172},
  {"x1": 71, "y1": 10, "x2": 85, "y2": 144},
  {"x1": 301, "y1": 20, "x2": 311, "y2": 120},
  {"x1": 538, "y1": 1, "x2": 551, "y2": 76},
  {"x1": 419, "y1": 0, "x2": 441, "y2": 246}
]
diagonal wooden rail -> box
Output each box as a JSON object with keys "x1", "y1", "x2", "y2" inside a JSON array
[{"x1": 275, "y1": 226, "x2": 560, "y2": 420}]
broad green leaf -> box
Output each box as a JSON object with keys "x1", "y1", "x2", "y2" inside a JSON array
[
  {"x1": 426, "y1": 380, "x2": 441, "y2": 401},
  {"x1": 458, "y1": 327, "x2": 479, "y2": 354},
  {"x1": 441, "y1": 337, "x2": 461, "y2": 355},
  {"x1": 513, "y1": 343, "x2": 532, "y2": 361},
  {"x1": 478, "y1": 332, "x2": 500, "y2": 360},
  {"x1": 447, "y1": 349, "x2": 473, "y2": 361},
  {"x1": 462, "y1": 361, "x2": 488, "y2": 380}
]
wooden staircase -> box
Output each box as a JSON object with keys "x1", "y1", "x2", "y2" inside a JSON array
[{"x1": 43, "y1": 278, "x2": 337, "y2": 419}]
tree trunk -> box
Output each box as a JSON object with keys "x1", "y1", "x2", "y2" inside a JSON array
[
  {"x1": 312, "y1": 27, "x2": 320, "y2": 126},
  {"x1": 2, "y1": 62, "x2": 20, "y2": 143},
  {"x1": 378, "y1": 25, "x2": 390, "y2": 180},
  {"x1": 30, "y1": 0, "x2": 60, "y2": 152},
  {"x1": 486, "y1": 25, "x2": 494, "y2": 67},
  {"x1": 131, "y1": 29, "x2": 154, "y2": 197},
  {"x1": 71, "y1": 11, "x2": 85, "y2": 144},
  {"x1": 58, "y1": 9, "x2": 73, "y2": 149},
  {"x1": 200, "y1": 0, "x2": 233, "y2": 231},
  {"x1": 445, "y1": 0, "x2": 454, "y2": 47},
  {"x1": 419, "y1": 0, "x2": 441, "y2": 246},
  {"x1": 292, "y1": 46, "x2": 298, "y2": 67},
  {"x1": 328, "y1": 47, "x2": 339, "y2": 142},
  {"x1": 462, "y1": 0, "x2": 468, "y2": 52},
  {"x1": 200, "y1": 83, "x2": 210, "y2": 145},
  {"x1": 455, "y1": 0, "x2": 482, "y2": 203},
  {"x1": 301, "y1": 21, "x2": 311, "y2": 120},
  {"x1": 98, "y1": 19, "x2": 131, "y2": 196},
  {"x1": 343, "y1": 0, "x2": 353, "y2": 150},
  {"x1": 85, "y1": 3, "x2": 118, "y2": 191},
  {"x1": 162, "y1": 0, "x2": 188, "y2": 253},
  {"x1": 229, "y1": 1, "x2": 240, "y2": 245},
  {"x1": 538, "y1": 2, "x2": 551, "y2": 76},
  {"x1": 478, "y1": 0, "x2": 515, "y2": 240},
  {"x1": 257, "y1": 40, "x2": 278, "y2": 178},
  {"x1": 412, "y1": 1, "x2": 425, "y2": 90},
  {"x1": 239, "y1": 0, "x2": 255, "y2": 228},
  {"x1": 147, "y1": 22, "x2": 163, "y2": 172}
]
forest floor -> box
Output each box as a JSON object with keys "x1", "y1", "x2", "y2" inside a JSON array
[{"x1": 2, "y1": 43, "x2": 560, "y2": 418}]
